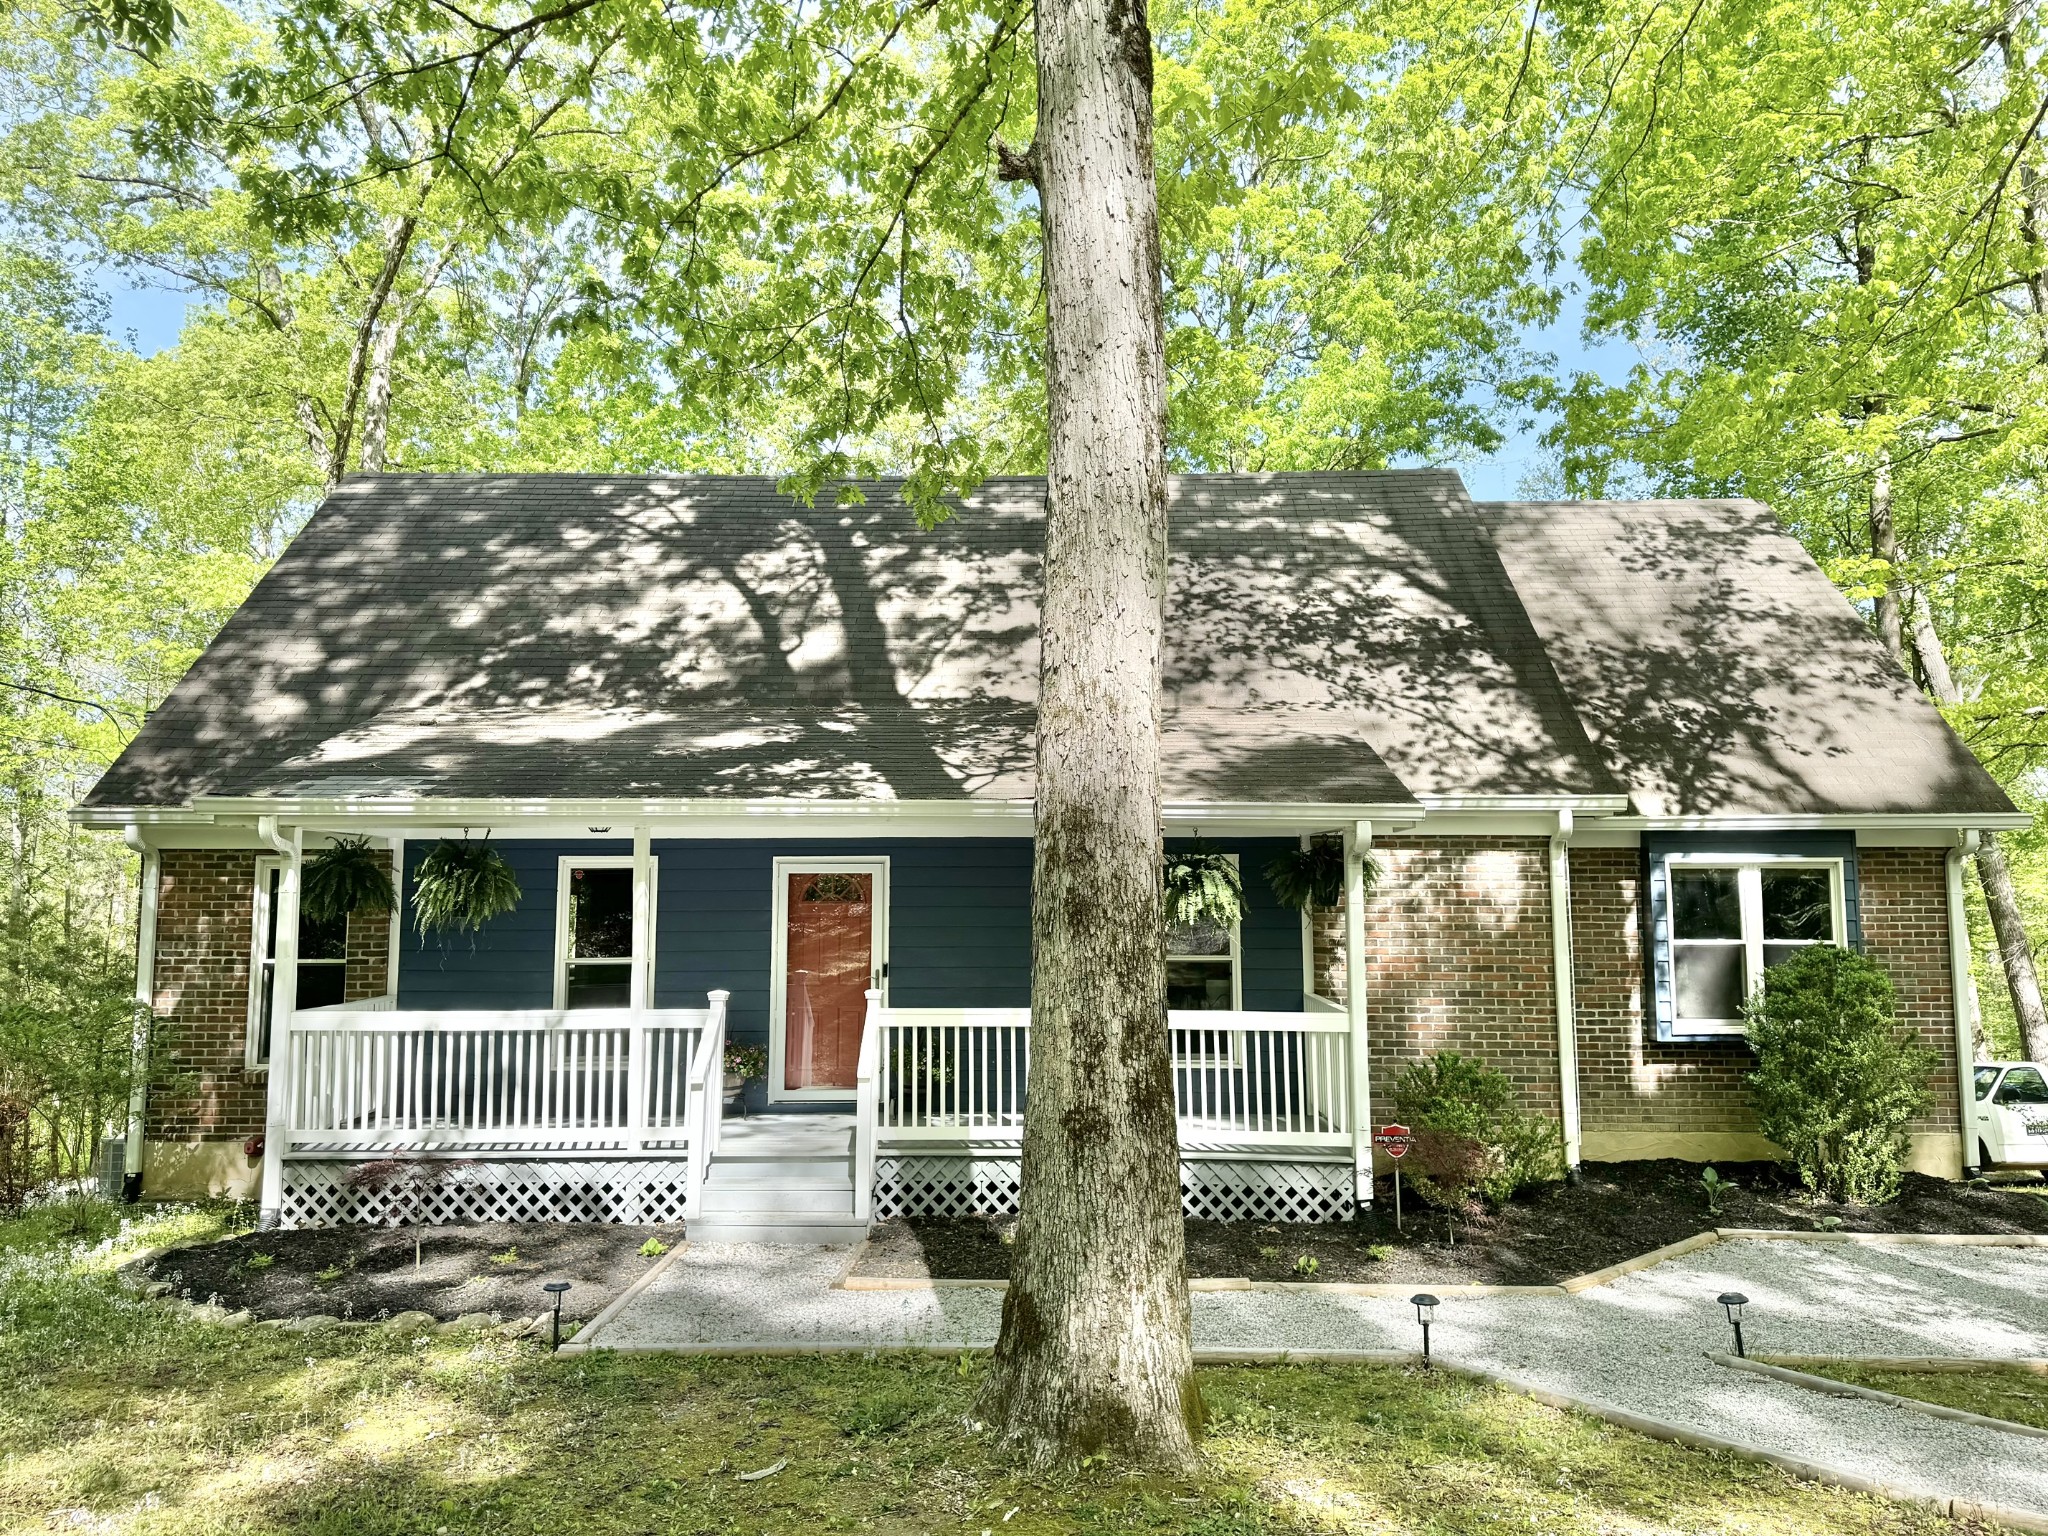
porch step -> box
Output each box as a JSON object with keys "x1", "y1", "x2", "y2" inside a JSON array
[
  {"x1": 688, "y1": 1214, "x2": 871, "y2": 1245},
  {"x1": 693, "y1": 1112, "x2": 864, "y2": 1245}
]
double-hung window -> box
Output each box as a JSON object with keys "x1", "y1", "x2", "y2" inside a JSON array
[
  {"x1": 1166, "y1": 914, "x2": 1240, "y2": 1012},
  {"x1": 1667, "y1": 856, "x2": 1843, "y2": 1036},
  {"x1": 248, "y1": 858, "x2": 348, "y2": 1067},
  {"x1": 555, "y1": 857, "x2": 654, "y2": 1009}
]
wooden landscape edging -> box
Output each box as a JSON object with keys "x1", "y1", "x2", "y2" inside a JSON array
[
  {"x1": 1710, "y1": 1350, "x2": 2048, "y2": 1441},
  {"x1": 1756, "y1": 1353, "x2": 2048, "y2": 1375},
  {"x1": 554, "y1": 1241, "x2": 687, "y2": 1355}
]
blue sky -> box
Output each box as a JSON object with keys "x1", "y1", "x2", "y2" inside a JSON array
[{"x1": 99, "y1": 264, "x2": 1640, "y2": 498}]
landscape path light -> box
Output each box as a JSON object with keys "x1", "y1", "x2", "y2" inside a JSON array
[
  {"x1": 1410, "y1": 1292, "x2": 1440, "y2": 1367},
  {"x1": 1717, "y1": 1292, "x2": 1749, "y2": 1358},
  {"x1": 544, "y1": 1280, "x2": 572, "y2": 1351}
]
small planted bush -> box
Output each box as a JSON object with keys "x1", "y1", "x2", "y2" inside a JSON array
[
  {"x1": 1745, "y1": 946, "x2": 1933, "y2": 1205},
  {"x1": 1393, "y1": 1051, "x2": 1565, "y2": 1210}
]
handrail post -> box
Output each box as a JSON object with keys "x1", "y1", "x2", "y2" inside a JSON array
[
  {"x1": 853, "y1": 988, "x2": 883, "y2": 1225},
  {"x1": 704, "y1": 989, "x2": 729, "y2": 1163},
  {"x1": 626, "y1": 1010, "x2": 648, "y2": 1155}
]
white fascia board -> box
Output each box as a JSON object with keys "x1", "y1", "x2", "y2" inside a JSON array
[
  {"x1": 70, "y1": 806, "x2": 217, "y2": 828},
  {"x1": 168, "y1": 794, "x2": 1429, "y2": 841},
  {"x1": 1412, "y1": 794, "x2": 1632, "y2": 813},
  {"x1": 1606, "y1": 812, "x2": 2033, "y2": 834}
]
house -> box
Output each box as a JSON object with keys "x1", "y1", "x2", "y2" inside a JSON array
[{"x1": 78, "y1": 470, "x2": 2024, "y2": 1237}]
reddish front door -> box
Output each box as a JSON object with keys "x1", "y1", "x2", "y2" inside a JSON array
[{"x1": 782, "y1": 869, "x2": 876, "y2": 1092}]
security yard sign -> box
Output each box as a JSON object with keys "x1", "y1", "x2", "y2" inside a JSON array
[{"x1": 1374, "y1": 1123, "x2": 1414, "y2": 1229}]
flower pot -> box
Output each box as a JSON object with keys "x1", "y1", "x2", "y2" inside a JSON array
[{"x1": 723, "y1": 1071, "x2": 744, "y2": 1096}]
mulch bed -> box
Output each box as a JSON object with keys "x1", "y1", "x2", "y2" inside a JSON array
[
  {"x1": 137, "y1": 1221, "x2": 679, "y2": 1323},
  {"x1": 852, "y1": 1161, "x2": 2048, "y2": 1286}
]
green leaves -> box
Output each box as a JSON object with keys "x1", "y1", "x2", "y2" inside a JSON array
[
  {"x1": 1163, "y1": 846, "x2": 1245, "y2": 931},
  {"x1": 301, "y1": 837, "x2": 396, "y2": 926},
  {"x1": 411, "y1": 838, "x2": 522, "y2": 937}
]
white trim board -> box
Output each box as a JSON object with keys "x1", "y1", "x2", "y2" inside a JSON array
[
  {"x1": 768, "y1": 856, "x2": 890, "y2": 1104},
  {"x1": 551, "y1": 854, "x2": 658, "y2": 1011}
]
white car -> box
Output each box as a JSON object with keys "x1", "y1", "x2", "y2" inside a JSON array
[{"x1": 1972, "y1": 1062, "x2": 2048, "y2": 1169}]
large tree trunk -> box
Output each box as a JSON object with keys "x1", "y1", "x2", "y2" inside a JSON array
[
  {"x1": 1905, "y1": 595, "x2": 2048, "y2": 1059},
  {"x1": 974, "y1": 0, "x2": 1199, "y2": 1471},
  {"x1": 1868, "y1": 443, "x2": 1904, "y2": 663}
]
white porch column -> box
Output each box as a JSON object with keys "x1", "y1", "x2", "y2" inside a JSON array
[
  {"x1": 1549, "y1": 810, "x2": 1582, "y2": 1169},
  {"x1": 1344, "y1": 819, "x2": 1373, "y2": 1207},
  {"x1": 629, "y1": 825, "x2": 653, "y2": 1010},
  {"x1": 257, "y1": 818, "x2": 302, "y2": 1227},
  {"x1": 627, "y1": 825, "x2": 653, "y2": 1153},
  {"x1": 122, "y1": 826, "x2": 160, "y2": 1200}
]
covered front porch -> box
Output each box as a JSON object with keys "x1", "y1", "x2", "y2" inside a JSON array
[{"x1": 252, "y1": 811, "x2": 1385, "y2": 1232}]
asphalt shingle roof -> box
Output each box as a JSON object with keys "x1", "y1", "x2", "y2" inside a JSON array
[{"x1": 81, "y1": 471, "x2": 2012, "y2": 819}]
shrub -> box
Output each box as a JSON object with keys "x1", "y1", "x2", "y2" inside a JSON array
[
  {"x1": 1393, "y1": 1051, "x2": 1565, "y2": 1209},
  {"x1": 1745, "y1": 946, "x2": 1934, "y2": 1205}
]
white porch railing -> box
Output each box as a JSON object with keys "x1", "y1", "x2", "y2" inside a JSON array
[
  {"x1": 860, "y1": 1004, "x2": 1355, "y2": 1157},
  {"x1": 282, "y1": 994, "x2": 729, "y2": 1159}
]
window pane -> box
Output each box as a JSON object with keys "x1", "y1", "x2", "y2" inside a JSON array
[
  {"x1": 1763, "y1": 942, "x2": 1823, "y2": 973},
  {"x1": 1167, "y1": 959, "x2": 1233, "y2": 1010},
  {"x1": 1761, "y1": 869, "x2": 1832, "y2": 942},
  {"x1": 1166, "y1": 919, "x2": 1230, "y2": 958},
  {"x1": 571, "y1": 868, "x2": 633, "y2": 959},
  {"x1": 1674, "y1": 943, "x2": 1744, "y2": 1021},
  {"x1": 300, "y1": 910, "x2": 347, "y2": 962},
  {"x1": 1977, "y1": 1065, "x2": 2004, "y2": 1101},
  {"x1": 1997, "y1": 1066, "x2": 2048, "y2": 1105},
  {"x1": 256, "y1": 961, "x2": 275, "y2": 1064},
  {"x1": 566, "y1": 961, "x2": 632, "y2": 1009},
  {"x1": 298, "y1": 962, "x2": 346, "y2": 1009},
  {"x1": 1672, "y1": 869, "x2": 1741, "y2": 940}
]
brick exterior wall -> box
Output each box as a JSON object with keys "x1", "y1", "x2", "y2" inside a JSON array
[
  {"x1": 1856, "y1": 847, "x2": 1962, "y2": 1143},
  {"x1": 148, "y1": 850, "x2": 267, "y2": 1145},
  {"x1": 146, "y1": 847, "x2": 395, "y2": 1147},
  {"x1": 342, "y1": 852, "x2": 394, "y2": 1002},
  {"x1": 1314, "y1": 837, "x2": 1562, "y2": 1117},
  {"x1": 1572, "y1": 844, "x2": 1961, "y2": 1154}
]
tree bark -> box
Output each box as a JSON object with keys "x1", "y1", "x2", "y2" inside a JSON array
[
  {"x1": 1905, "y1": 596, "x2": 2048, "y2": 1059},
  {"x1": 1868, "y1": 442, "x2": 1904, "y2": 664},
  {"x1": 974, "y1": 0, "x2": 1199, "y2": 1470}
]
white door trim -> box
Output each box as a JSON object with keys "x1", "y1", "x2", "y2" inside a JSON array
[
  {"x1": 768, "y1": 856, "x2": 890, "y2": 1103},
  {"x1": 552, "y1": 854, "x2": 658, "y2": 1011}
]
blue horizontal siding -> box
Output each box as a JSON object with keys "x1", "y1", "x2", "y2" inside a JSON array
[{"x1": 397, "y1": 835, "x2": 1308, "y2": 1045}]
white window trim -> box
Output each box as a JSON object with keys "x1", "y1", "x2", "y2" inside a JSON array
[
  {"x1": 246, "y1": 855, "x2": 346, "y2": 1070},
  {"x1": 1166, "y1": 851, "x2": 1243, "y2": 1013},
  {"x1": 552, "y1": 855, "x2": 657, "y2": 1011},
  {"x1": 1666, "y1": 854, "x2": 1846, "y2": 1036},
  {"x1": 768, "y1": 856, "x2": 891, "y2": 1104}
]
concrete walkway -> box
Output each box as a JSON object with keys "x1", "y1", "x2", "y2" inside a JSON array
[{"x1": 581, "y1": 1237, "x2": 2048, "y2": 1520}]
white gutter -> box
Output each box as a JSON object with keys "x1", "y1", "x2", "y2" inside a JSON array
[
  {"x1": 1549, "y1": 810, "x2": 1582, "y2": 1169},
  {"x1": 1604, "y1": 811, "x2": 2034, "y2": 833},
  {"x1": 121, "y1": 826, "x2": 160, "y2": 1199},
  {"x1": 1948, "y1": 831, "x2": 1983, "y2": 1175}
]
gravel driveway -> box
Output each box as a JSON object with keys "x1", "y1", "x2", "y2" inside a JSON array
[{"x1": 584, "y1": 1236, "x2": 2048, "y2": 1518}]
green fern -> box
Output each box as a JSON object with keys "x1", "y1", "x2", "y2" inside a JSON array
[
  {"x1": 1163, "y1": 845, "x2": 1244, "y2": 930},
  {"x1": 301, "y1": 836, "x2": 396, "y2": 925},
  {"x1": 1262, "y1": 836, "x2": 1373, "y2": 912},
  {"x1": 412, "y1": 837, "x2": 522, "y2": 936}
]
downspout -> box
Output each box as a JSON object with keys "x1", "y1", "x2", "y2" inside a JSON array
[
  {"x1": 1949, "y1": 831, "x2": 1983, "y2": 1176},
  {"x1": 257, "y1": 816, "x2": 301, "y2": 1227},
  {"x1": 121, "y1": 825, "x2": 160, "y2": 1203},
  {"x1": 1344, "y1": 819, "x2": 1374, "y2": 1209},
  {"x1": 1549, "y1": 811, "x2": 1582, "y2": 1170}
]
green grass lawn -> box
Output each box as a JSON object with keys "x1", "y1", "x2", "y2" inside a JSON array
[
  {"x1": 0, "y1": 1203, "x2": 1984, "y2": 1535},
  {"x1": 1793, "y1": 1359, "x2": 2048, "y2": 1434}
]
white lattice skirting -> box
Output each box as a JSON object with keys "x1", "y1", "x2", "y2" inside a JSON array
[
  {"x1": 281, "y1": 1159, "x2": 692, "y2": 1228},
  {"x1": 872, "y1": 1155, "x2": 1356, "y2": 1224}
]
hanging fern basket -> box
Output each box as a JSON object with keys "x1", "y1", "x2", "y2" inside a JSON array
[
  {"x1": 301, "y1": 836, "x2": 397, "y2": 925},
  {"x1": 1163, "y1": 845, "x2": 1245, "y2": 932},
  {"x1": 412, "y1": 836, "x2": 523, "y2": 937},
  {"x1": 1263, "y1": 836, "x2": 1378, "y2": 913}
]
